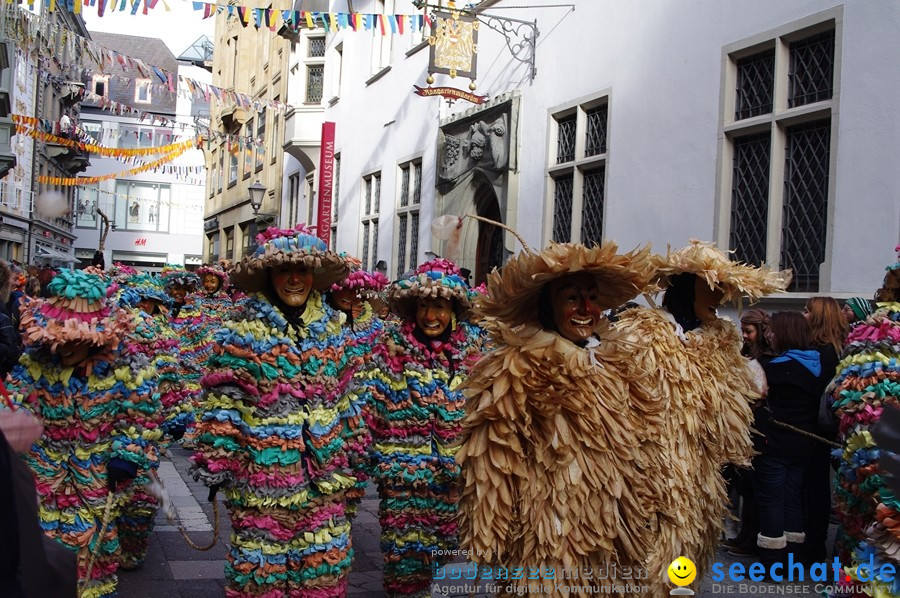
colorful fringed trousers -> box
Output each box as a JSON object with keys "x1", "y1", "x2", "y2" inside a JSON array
[
  {"x1": 115, "y1": 473, "x2": 160, "y2": 570},
  {"x1": 224, "y1": 494, "x2": 354, "y2": 598},
  {"x1": 26, "y1": 444, "x2": 124, "y2": 598},
  {"x1": 378, "y1": 481, "x2": 460, "y2": 597}
]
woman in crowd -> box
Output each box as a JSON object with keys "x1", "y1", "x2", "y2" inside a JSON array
[
  {"x1": 724, "y1": 308, "x2": 777, "y2": 557},
  {"x1": 802, "y1": 297, "x2": 848, "y2": 564},
  {"x1": 369, "y1": 259, "x2": 482, "y2": 596},
  {"x1": 192, "y1": 225, "x2": 356, "y2": 598},
  {"x1": 753, "y1": 311, "x2": 830, "y2": 571},
  {"x1": 6, "y1": 270, "x2": 159, "y2": 598}
]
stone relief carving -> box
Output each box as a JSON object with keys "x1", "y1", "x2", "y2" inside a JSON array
[{"x1": 439, "y1": 111, "x2": 510, "y2": 184}]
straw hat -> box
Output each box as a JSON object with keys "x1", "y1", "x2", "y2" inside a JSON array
[
  {"x1": 160, "y1": 265, "x2": 200, "y2": 291},
  {"x1": 477, "y1": 241, "x2": 653, "y2": 327},
  {"x1": 388, "y1": 258, "x2": 471, "y2": 321},
  {"x1": 652, "y1": 240, "x2": 791, "y2": 303},
  {"x1": 331, "y1": 254, "x2": 389, "y2": 294},
  {"x1": 230, "y1": 225, "x2": 347, "y2": 293},
  {"x1": 19, "y1": 269, "x2": 133, "y2": 351}
]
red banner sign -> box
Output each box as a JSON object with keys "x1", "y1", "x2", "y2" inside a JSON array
[
  {"x1": 413, "y1": 85, "x2": 486, "y2": 105},
  {"x1": 316, "y1": 122, "x2": 336, "y2": 247}
]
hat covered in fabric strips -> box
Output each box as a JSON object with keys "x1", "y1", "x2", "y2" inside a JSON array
[
  {"x1": 231, "y1": 225, "x2": 348, "y2": 293},
  {"x1": 108, "y1": 262, "x2": 139, "y2": 282},
  {"x1": 478, "y1": 241, "x2": 653, "y2": 327},
  {"x1": 118, "y1": 273, "x2": 173, "y2": 309},
  {"x1": 651, "y1": 239, "x2": 791, "y2": 304},
  {"x1": 331, "y1": 255, "x2": 390, "y2": 294},
  {"x1": 19, "y1": 269, "x2": 133, "y2": 351},
  {"x1": 196, "y1": 263, "x2": 230, "y2": 290},
  {"x1": 160, "y1": 264, "x2": 200, "y2": 291},
  {"x1": 388, "y1": 258, "x2": 471, "y2": 320}
]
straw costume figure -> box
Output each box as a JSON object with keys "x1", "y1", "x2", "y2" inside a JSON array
[
  {"x1": 828, "y1": 248, "x2": 900, "y2": 595},
  {"x1": 327, "y1": 259, "x2": 390, "y2": 518},
  {"x1": 457, "y1": 242, "x2": 662, "y2": 598},
  {"x1": 5, "y1": 270, "x2": 159, "y2": 598},
  {"x1": 614, "y1": 241, "x2": 790, "y2": 587},
  {"x1": 191, "y1": 225, "x2": 358, "y2": 598},
  {"x1": 368, "y1": 258, "x2": 482, "y2": 597}
]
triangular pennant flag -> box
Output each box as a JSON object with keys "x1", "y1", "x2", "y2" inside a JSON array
[
  {"x1": 349, "y1": 12, "x2": 358, "y2": 31},
  {"x1": 304, "y1": 10, "x2": 313, "y2": 28},
  {"x1": 397, "y1": 14, "x2": 404, "y2": 34},
  {"x1": 337, "y1": 12, "x2": 347, "y2": 30},
  {"x1": 388, "y1": 14, "x2": 397, "y2": 34},
  {"x1": 237, "y1": 6, "x2": 250, "y2": 27},
  {"x1": 379, "y1": 14, "x2": 386, "y2": 35},
  {"x1": 253, "y1": 7, "x2": 262, "y2": 28}
]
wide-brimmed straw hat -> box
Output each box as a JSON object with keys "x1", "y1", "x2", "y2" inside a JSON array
[
  {"x1": 19, "y1": 269, "x2": 133, "y2": 351},
  {"x1": 477, "y1": 241, "x2": 654, "y2": 327},
  {"x1": 652, "y1": 240, "x2": 791, "y2": 303},
  {"x1": 388, "y1": 258, "x2": 471, "y2": 321},
  {"x1": 231, "y1": 225, "x2": 348, "y2": 293},
  {"x1": 331, "y1": 254, "x2": 389, "y2": 295}
]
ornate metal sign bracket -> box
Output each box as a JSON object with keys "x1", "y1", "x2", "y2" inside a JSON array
[{"x1": 413, "y1": 2, "x2": 575, "y2": 83}]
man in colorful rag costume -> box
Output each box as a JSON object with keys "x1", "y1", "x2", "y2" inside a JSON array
[
  {"x1": 326, "y1": 257, "x2": 390, "y2": 518},
  {"x1": 828, "y1": 249, "x2": 900, "y2": 596},
  {"x1": 457, "y1": 242, "x2": 662, "y2": 598},
  {"x1": 161, "y1": 266, "x2": 209, "y2": 447},
  {"x1": 5, "y1": 269, "x2": 159, "y2": 598},
  {"x1": 191, "y1": 226, "x2": 357, "y2": 598},
  {"x1": 114, "y1": 272, "x2": 179, "y2": 570},
  {"x1": 615, "y1": 240, "x2": 789, "y2": 589},
  {"x1": 368, "y1": 258, "x2": 482, "y2": 597}
]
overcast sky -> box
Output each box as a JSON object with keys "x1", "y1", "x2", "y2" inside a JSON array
[{"x1": 80, "y1": 1, "x2": 215, "y2": 58}]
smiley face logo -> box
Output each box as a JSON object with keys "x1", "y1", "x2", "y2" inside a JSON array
[{"x1": 667, "y1": 557, "x2": 697, "y2": 586}]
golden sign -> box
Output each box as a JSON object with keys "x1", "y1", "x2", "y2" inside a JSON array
[{"x1": 428, "y1": 9, "x2": 478, "y2": 80}]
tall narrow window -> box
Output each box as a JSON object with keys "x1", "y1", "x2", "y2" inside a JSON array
[
  {"x1": 255, "y1": 113, "x2": 266, "y2": 171},
  {"x1": 722, "y1": 22, "x2": 836, "y2": 292},
  {"x1": 361, "y1": 172, "x2": 381, "y2": 270},
  {"x1": 134, "y1": 79, "x2": 152, "y2": 104},
  {"x1": 306, "y1": 36, "x2": 325, "y2": 103},
  {"x1": 396, "y1": 159, "x2": 421, "y2": 277},
  {"x1": 548, "y1": 97, "x2": 608, "y2": 244}
]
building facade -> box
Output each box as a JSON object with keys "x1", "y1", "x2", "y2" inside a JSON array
[
  {"x1": 204, "y1": 3, "x2": 291, "y2": 264},
  {"x1": 73, "y1": 32, "x2": 206, "y2": 271},
  {"x1": 291, "y1": 0, "x2": 899, "y2": 303}
]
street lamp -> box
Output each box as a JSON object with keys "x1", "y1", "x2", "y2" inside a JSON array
[{"x1": 248, "y1": 180, "x2": 276, "y2": 225}]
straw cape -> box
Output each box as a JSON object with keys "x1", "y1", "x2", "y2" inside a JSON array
[
  {"x1": 457, "y1": 242, "x2": 662, "y2": 597},
  {"x1": 610, "y1": 241, "x2": 791, "y2": 587},
  {"x1": 231, "y1": 225, "x2": 348, "y2": 292},
  {"x1": 651, "y1": 239, "x2": 791, "y2": 303},
  {"x1": 477, "y1": 241, "x2": 655, "y2": 325}
]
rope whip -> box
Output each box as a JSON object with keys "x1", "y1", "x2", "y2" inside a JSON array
[{"x1": 177, "y1": 487, "x2": 221, "y2": 552}]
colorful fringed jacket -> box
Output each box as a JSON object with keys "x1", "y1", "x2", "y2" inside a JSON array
[
  {"x1": 368, "y1": 320, "x2": 482, "y2": 487},
  {"x1": 7, "y1": 346, "x2": 160, "y2": 536},
  {"x1": 192, "y1": 291, "x2": 358, "y2": 504},
  {"x1": 193, "y1": 290, "x2": 239, "y2": 326},
  {"x1": 829, "y1": 302, "x2": 900, "y2": 595}
]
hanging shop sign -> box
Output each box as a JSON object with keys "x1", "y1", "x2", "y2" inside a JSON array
[
  {"x1": 428, "y1": 9, "x2": 478, "y2": 83},
  {"x1": 413, "y1": 85, "x2": 486, "y2": 105}
]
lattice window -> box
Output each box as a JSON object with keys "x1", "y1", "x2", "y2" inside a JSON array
[
  {"x1": 409, "y1": 212, "x2": 419, "y2": 271},
  {"x1": 556, "y1": 115, "x2": 576, "y2": 164},
  {"x1": 782, "y1": 120, "x2": 830, "y2": 292},
  {"x1": 788, "y1": 30, "x2": 834, "y2": 108},
  {"x1": 400, "y1": 166, "x2": 409, "y2": 208},
  {"x1": 581, "y1": 168, "x2": 605, "y2": 246},
  {"x1": 585, "y1": 105, "x2": 608, "y2": 157},
  {"x1": 730, "y1": 133, "x2": 770, "y2": 266},
  {"x1": 361, "y1": 222, "x2": 370, "y2": 269},
  {"x1": 413, "y1": 167, "x2": 421, "y2": 205},
  {"x1": 308, "y1": 37, "x2": 326, "y2": 57},
  {"x1": 735, "y1": 49, "x2": 775, "y2": 120},
  {"x1": 306, "y1": 65, "x2": 324, "y2": 103},
  {"x1": 397, "y1": 214, "x2": 407, "y2": 277},
  {"x1": 552, "y1": 174, "x2": 574, "y2": 242}
]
